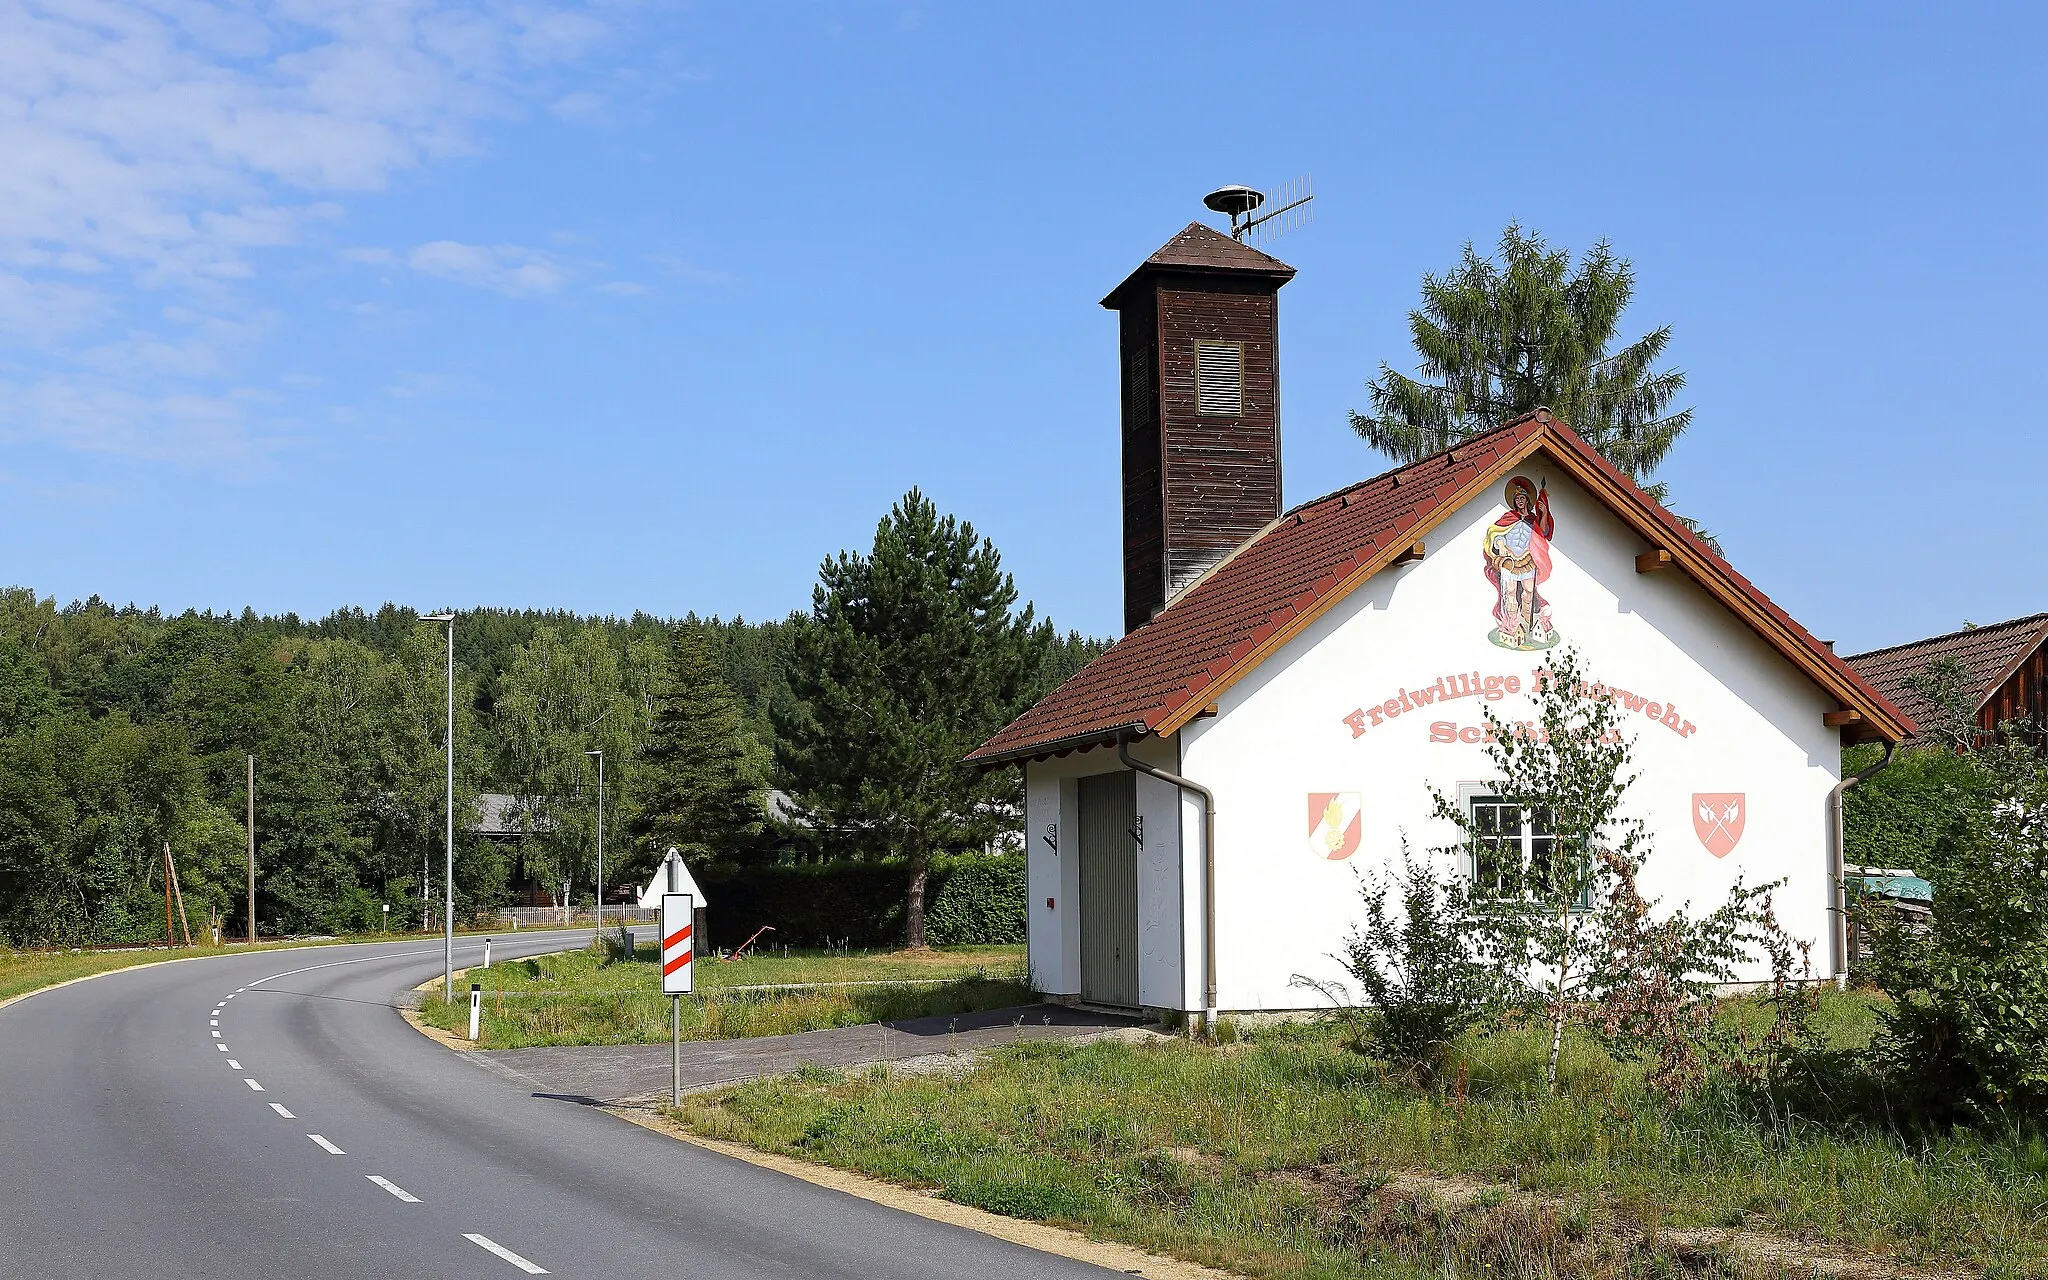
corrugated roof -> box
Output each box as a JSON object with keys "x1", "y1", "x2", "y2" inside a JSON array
[
  {"x1": 1845, "y1": 613, "x2": 2048, "y2": 737},
  {"x1": 971, "y1": 412, "x2": 1915, "y2": 764},
  {"x1": 1102, "y1": 222, "x2": 1295, "y2": 305}
]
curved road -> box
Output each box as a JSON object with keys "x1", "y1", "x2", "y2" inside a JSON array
[{"x1": 0, "y1": 932, "x2": 1116, "y2": 1279}]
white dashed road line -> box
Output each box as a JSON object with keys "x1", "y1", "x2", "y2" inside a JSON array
[
  {"x1": 269, "y1": 1103, "x2": 294, "y2": 1119},
  {"x1": 226, "y1": 1059, "x2": 241, "y2": 1069},
  {"x1": 465, "y1": 1234, "x2": 549, "y2": 1274},
  {"x1": 308, "y1": 1135, "x2": 345, "y2": 1155},
  {"x1": 367, "y1": 1176, "x2": 420, "y2": 1204},
  {"x1": 216, "y1": 1044, "x2": 228, "y2": 1052},
  {"x1": 243, "y1": 1078, "x2": 264, "y2": 1091},
  {"x1": 211, "y1": 1030, "x2": 220, "y2": 1038}
]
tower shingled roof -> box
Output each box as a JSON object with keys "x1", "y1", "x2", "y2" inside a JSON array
[{"x1": 1102, "y1": 222, "x2": 1296, "y2": 307}]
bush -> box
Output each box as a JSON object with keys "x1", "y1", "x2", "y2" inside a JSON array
[
  {"x1": 1844, "y1": 742, "x2": 1988, "y2": 872},
  {"x1": 1294, "y1": 847, "x2": 1512, "y2": 1074},
  {"x1": 708, "y1": 853, "x2": 1024, "y2": 949},
  {"x1": 1866, "y1": 735, "x2": 2048, "y2": 1122}
]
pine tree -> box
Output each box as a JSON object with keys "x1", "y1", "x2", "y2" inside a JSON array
[
  {"x1": 774, "y1": 488, "x2": 1051, "y2": 948},
  {"x1": 1353, "y1": 224, "x2": 1694, "y2": 509},
  {"x1": 629, "y1": 624, "x2": 765, "y2": 875}
]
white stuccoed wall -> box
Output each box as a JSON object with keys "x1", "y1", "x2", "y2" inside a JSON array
[
  {"x1": 1180, "y1": 463, "x2": 1841, "y2": 1010},
  {"x1": 1024, "y1": 733, "x2": 1191, "y2": 1007},
  {"x1": 1020, "y1": 460, "x2": 1843, "y2": 1013}
]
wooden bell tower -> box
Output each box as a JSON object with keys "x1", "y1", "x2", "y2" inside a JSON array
[{"x1": 1103, "y1": 223, "x2": 1295, "y2": 634}]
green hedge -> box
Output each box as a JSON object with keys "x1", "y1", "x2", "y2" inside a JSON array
[
  {"x1": 1844, "y1": 744, "x2": 1988, "y2": 871},
  {"x1": 706, "y1": 852, "x2": 1025, "y2": 949},
  {"x1": 925, "y1": 855, "x2": 1027, "y2": 946}
]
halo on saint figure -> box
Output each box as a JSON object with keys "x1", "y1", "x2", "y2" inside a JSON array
[{"x1": 1481, "y1": 473, "x2": 1559, "y2": 651}]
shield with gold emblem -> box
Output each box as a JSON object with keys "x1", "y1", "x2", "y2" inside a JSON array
[{"x1": 1307, "y1": 792, "x2": 1362, "y2": 861}]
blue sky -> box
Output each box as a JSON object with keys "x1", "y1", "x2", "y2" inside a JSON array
[{"x1": 2, "y1": 3, "x2": 2041, "y2": 653}]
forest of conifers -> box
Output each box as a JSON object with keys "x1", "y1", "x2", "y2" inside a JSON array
[{"x1": 0, "y1": 584, "x2": 1100, "y2": 947}]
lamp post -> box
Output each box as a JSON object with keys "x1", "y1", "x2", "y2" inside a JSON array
[
  {"x1": 422, "y1": 613, "x2": 456, "y2": 1000},
  {"x1": 586, "y1": 749, "x2": 604, "y2": 936}
]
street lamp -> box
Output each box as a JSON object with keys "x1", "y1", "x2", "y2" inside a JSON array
[
  {"x1": 586, "y1": 749, "x2": 604, "y2": 937},
  {"x1": 422, "y1": 612, "x2": 455, "y2": 1000}
]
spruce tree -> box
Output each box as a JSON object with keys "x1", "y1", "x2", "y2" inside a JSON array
[
  {"x1": 1353, "y1": 224, "x2": 1693, "y2": 508},
  {"x1": 630, "y1": 624, "x2": 765, "y2": 875},
  {"x1": 775, "y1": 488, "x2": 1051, "y2": 948}
]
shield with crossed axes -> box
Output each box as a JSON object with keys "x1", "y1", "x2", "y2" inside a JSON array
[{"x1": 1692, "y1": 793, "x2": 1745, "y2": 858}]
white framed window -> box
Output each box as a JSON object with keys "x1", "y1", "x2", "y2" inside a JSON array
[{"x1": 1456, "y1": 783, "x2": 1586, "y2": 908}]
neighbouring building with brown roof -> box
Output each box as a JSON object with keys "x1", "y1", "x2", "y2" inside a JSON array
[
  {"x1": 969, "y1": 213, "x2": 1912, "y2": 1017},
  {"x1": 1845, "y1": 614, "x2": 2048, "y2": 748}
]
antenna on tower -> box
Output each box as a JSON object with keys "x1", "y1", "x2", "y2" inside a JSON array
[{"x1": 1204, "y1": 176, "x2": 1314, "y2": 246}]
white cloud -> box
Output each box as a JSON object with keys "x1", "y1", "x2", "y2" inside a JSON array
[
  {"x1": 549, "y1": 90, "x2": 607, "y2": 122},
  {"x1": 407, "y1": 240, "x2": 568, "y2": 296},
  {"x1": 0, "y1": 1, "x2": 622, "y2": 464},
  {"x1": 0, "y1": 376, "x2": 293, "y2": 466},
  {"x1": 597, "y1": 280, "x2": 651, "y2": 296}
]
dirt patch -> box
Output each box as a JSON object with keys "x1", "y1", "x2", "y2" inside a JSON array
[{"x1": 1272, "y1": 1160, "x2": 1964, "y2": 1280}]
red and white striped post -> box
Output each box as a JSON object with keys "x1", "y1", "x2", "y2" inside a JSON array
[{"x1": 661, "y1": 892, "x2": 694, "y2": 1105}]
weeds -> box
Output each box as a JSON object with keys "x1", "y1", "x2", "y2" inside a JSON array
[{"x1": 671, "y1": 994, "x2": 2047, "y2": 1279}]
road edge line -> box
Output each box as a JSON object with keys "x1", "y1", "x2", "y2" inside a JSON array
[{"x1": 603, "y1": 1104, "x2": 1241, "y2": 1280}]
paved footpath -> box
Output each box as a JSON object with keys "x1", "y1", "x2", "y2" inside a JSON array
[
  {"x1": 0, "y1": 931, "x2": 1128, "y2": 1280},
  {"x1": 476, "y1": 1003, "x2": 1148, "y2": 1104}
]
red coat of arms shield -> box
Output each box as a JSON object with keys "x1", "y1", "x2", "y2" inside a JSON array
[
  {"x1": 1692, "y1": 793, "x2": 1745, "y2": 858},
  {"x1": 1307, "y1": 792, "x2": 1362, "y2": 861}
]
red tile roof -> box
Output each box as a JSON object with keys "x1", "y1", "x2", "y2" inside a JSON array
[
  {"x1": 1846, "y1": 613, "x2": 2048, "y2": 740},
  {"x1": 971, "y1": 413, "x2": 1915, "y2": 764}
]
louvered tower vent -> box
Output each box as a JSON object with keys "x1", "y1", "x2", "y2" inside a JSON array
[{"x1": 1102, "y1": 223, "x2": 1296, "y2": 634}]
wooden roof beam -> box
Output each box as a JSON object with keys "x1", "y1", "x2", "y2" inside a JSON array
[
  {"x1": 1636, "y1": 549, "x2": 1673, "y2": 573},
  {"x1": 1822, "y1": 709, "x2": 1865, "y2": 730},
  {"x1": 1393, "y1": 540, "x2": 1425, "y2": 565}
]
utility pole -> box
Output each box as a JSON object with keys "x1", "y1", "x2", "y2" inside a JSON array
[
  {"x1": 162, "y1": 842, "x2": 175, "y2": 949},
  {"x1": 423, "y1": 613, "x2": 456, "y2": 1001},
  {"x1": 246, "y1": 754, "x2": 256, "y2": 945},
  {"x1": 586, "y1": 749, "x2": 604, "y2": 935}
]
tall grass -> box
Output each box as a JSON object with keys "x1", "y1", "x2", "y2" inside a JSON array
[
  {"x1": 416, "y1": 942, "x2": 1031, "y2": 1048},
  {"x1": 674, "y1": 993, "x2": 2048, "y2": 1279}
]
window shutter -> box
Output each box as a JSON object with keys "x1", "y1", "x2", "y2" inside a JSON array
[{"x1": 1195, "y1": 341, "x2": 1243, "y2": 416}]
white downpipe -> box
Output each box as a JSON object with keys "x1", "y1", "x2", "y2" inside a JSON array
[{"x1": 1118, "y1": 734, "x2": 1217, "y2": 1031}]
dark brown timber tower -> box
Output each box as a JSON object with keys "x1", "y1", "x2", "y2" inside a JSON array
[{"x1": 1103, "y1": 223, "x2": 1295, "y2": 634}]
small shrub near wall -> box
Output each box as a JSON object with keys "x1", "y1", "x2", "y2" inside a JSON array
[{"x1": 707, "y1": 853, "x2": 1025, "y2": 949}]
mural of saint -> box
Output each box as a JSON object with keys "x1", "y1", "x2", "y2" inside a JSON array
[{"x1": 1483, "y1": 475, "x2": 1559, "y2": 651}]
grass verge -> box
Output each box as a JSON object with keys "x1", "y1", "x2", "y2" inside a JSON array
[
  {"x1": 416, "y1": 941, "x2": 1031, "y2": 1049},
  {"x1": 666, "y1": 992, "x2": 2048, "y2": 1280},
  {"x1": 0, "y1": 925, "x2": 576, "y2": 1006}
]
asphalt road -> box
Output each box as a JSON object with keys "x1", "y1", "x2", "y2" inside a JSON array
[{"x1": 0, "y1": 931, "x2": 1120, "y2": 1279}]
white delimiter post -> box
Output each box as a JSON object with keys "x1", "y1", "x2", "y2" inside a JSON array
[
  {"x1": 468, "y1": 982, "x2": 481, "y2": 1041},
  {"x1": 662, "y1": 850, "x2": 691, "y2": 1107}
]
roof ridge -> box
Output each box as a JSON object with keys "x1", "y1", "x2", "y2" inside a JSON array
[
  {"x1": 1283, "y1": 413, "x2": 1545, "y2": 517},
  {"x1": 1843, "y1": 611, "x2": 2048, "y2": 661}
]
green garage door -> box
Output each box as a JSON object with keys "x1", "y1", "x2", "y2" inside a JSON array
[{"x1": 1078, "y1": 771, "x2": 1139, "y2": 1008}]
